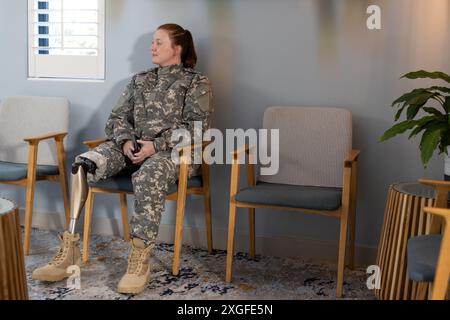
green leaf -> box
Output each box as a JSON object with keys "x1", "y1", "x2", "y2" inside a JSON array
[
  {"x1": 406, "y1": 104, "x2": 422, "y2": 120},
  {"x1": 395, "y1": 92, "x2": 440, "y2": 120},
  {"x1": 423, "y1": 107, "x2": 444, "y2": 117},
  {"x1": 416, "y1": 115, "x2": 437, "y2": 125},
  {"x1": 408, "y1": 117, "x2": 441, "y2": 139},
  {"x1": 420, "y1": 128, "x2": 442, "y2": 167},
  {"x1": 391, "y1": 88, "x2": 429, "y2": 106},
  {"x1": 402, "y1": 70, "x2": 450, "y2": 83},
  {"x1": 408, "y1": 126, "x2": 426, "y2": 139},
  {"x1": 444, "y1": 96, "x2": 450, "y2": 113},
  {"x1": 409, "y1": 92, "x2": 436, "y2": 105},
  {"x1": 394, "y1": 106, "x2": 406, "y2": 121},
  {"x1": 379, "y1": 120, "x2": 417, "y2": 142},
  {"x1": 429, "y1": 86, "x2": 450, "y2": 94},
  {"x1": 439, "y1": 130, "x2": 450, "y2": 153},
  {"x1": 404, "y1": 92, "x2": 435, "y2": 120},
  {"x1": 392, "y1": 92, "x2": 435, "y2": 119}
]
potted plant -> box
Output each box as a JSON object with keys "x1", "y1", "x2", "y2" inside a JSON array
[{"x1": 380, "y1": 70, "x2": 450, "y2": 176}]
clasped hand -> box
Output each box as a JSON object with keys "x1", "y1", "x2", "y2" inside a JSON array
[{"x1": 123, "y1": 139, "x2": 156, "y2": 165}]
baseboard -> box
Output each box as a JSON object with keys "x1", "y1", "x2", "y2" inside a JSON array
[{"x1": 19, "y1": 208, "x2": 377, "y2": 266}]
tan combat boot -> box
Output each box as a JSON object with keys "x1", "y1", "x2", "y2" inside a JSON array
[
  {"x1": 32, "y1": 231, "x2": 81, "y2": 282},
  {"x1": 117, "y1": 237, "x2": 153, "y2": 294}
]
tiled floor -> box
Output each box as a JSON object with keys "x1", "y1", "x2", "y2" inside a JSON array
[{"x1": 25, "y1": 229, "x2": 376, "y2": 300}]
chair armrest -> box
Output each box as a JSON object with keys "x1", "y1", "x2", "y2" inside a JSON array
[
  {"x1": 344, "y1": 149, "x2": 360, "y2": 167},
  {"x1": 231, "y1": 144, "x2": 257, "y2": 156},
  {"x1": 419, "y1": 179, "x2": 450, "y2": 190},
  {"x1": 83, "y1": 138, "x2": 107, "y2": 149},
  {"x1": 23, "y1": 132, "x2": 67, "y2": 144},
  {"x1": 423, "y1": 207, "x2": 450, "y2": 223},
  {"x1": 174, "y1": 140, "x2": 212, "y2": 154}
]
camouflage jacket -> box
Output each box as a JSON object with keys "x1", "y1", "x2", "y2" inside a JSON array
[{"x1": 105, "y1": 64, "x2": 213, "y2": 152}]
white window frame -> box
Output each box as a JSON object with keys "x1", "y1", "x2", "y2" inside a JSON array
[{"x1": 27, "y1": 0, "x2": 105, "y2": 80}]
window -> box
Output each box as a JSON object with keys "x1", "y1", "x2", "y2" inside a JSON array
[{"x1": 28, "y1": 0, "x2": 105, "y2": 80}]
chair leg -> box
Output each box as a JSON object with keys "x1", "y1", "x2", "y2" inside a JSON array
[
  {"x1": 23, "y1": 178, "x2": 37, "y2": 256},
  {"x1": 172, "y1": 202, "x2": 186, "y2": 276},
  {"x1": 59, "y1": 170, "x2": 70, "y2": 230},
  {"x1": 172, "y1": 161, "x2": 188, "y2": 276},
  {"x1": 82, "y1": 190, "x2": 94, "y2": 264},
  {"x1": 203, "y1": 192, "x2": 213, "y2": 254},
  {"x1": 347, "y1": 205, "x2": 356, "y2": 270},
  {"x1": 119, "y1": 193, "x2": 130, "y2": 242},
  {"x1": 226, "y1": 200, "x2": 238, "y2": 283},
  {"x1": 23, "y1": 145, "x2": 38, "y2": 256},
  {"x1": 249, "y1": 208, "x2": 255, "y2": 259},
  {"x1": 336, "y1": 211, "x2": 349, "y2": 298},
  {"x1": 347, "y1": 162, "x2": 358, "y2": 270},
  {"x1": 55, "y1": 137, "x2": 70, "y2": 229},
  {"x1": 226, "y1": 158, "x2": 240, "y2": 283}
]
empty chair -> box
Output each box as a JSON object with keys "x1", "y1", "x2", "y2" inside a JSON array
[
  {"x1": 0, "y1": 96, "x2": 70, "y2": 255},
  {"x1": 407, "y1": 179, "x2": 450, "y2": 300},
  {"x1": 226, "y1": 106, "x2": 360, "y2": 298}
]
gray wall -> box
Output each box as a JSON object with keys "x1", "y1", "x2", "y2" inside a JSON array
[{"x1": 1, "y1": 0, "x2": 449, "y2": 263}]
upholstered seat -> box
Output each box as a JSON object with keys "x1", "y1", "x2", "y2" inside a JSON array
[
  {"x1": 235, "y1": 181, "x2": 342, "y2": 211},
  {"x1": 407, "y1": 234, "x2": 443, "y2": 282},
  {"x1": 0, "y1": 161, "x2": 59, "y2": 181},
  {"x1": 89, "y1": 174, "x2": 203, "y2": 195}
]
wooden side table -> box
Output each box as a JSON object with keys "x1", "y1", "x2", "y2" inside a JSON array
[
  {"x1": 375, "y1": 182, "x2": 439, "y2": 300},
  {"x1": 0, "y1": 198, "x2": 29, "y2": 300}
]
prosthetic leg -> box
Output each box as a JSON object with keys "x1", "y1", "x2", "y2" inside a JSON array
[
  {"x1": 32, "y1": 157, "x2": 97, "y2": 281},
  {"x1": 68, "y1": 158, "x2": 97, "y2": 233}
]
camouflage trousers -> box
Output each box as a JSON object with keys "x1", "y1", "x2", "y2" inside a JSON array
[{"x1": 76, "y1": 141, "x2": 179, "y2": 246}]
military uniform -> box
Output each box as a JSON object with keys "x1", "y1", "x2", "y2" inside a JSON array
[{"x1": 76, "y1": 64, "x2": 212, "y2": 245}]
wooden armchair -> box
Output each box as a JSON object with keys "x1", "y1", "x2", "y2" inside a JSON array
[
  {"x1": 407, "y1": 179, "x2": 450, "y2": 300},
  {"x1": 225, "y1": 106, "x2": 360, "y2": 298},
  {"x1": 0, "y1": 96, "x2": 70, "y2": 255},
  {"x1": 81, "y1": 138, "x2": 213, "y2": 276}
]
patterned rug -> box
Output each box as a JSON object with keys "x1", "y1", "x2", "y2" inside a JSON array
[{"x1": 25, "y1": 229, "x2": 376, "y2": 300}]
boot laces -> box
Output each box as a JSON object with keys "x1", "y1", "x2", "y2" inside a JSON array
[
  {"x1": 49, "y1": 239, "x2": 70, "y2": 265},
  {"x1": 127, "y1": 247, "x2": 145, "y2": 274}
]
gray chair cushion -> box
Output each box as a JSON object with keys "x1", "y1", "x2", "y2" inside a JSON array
[
  {"x1": 89, "y1": 173, "x2": 203, "y2": 195},
  {"x1": 0, "y1": 161, "x2": 59, "y2": 181},
  {"x1": 234, "y1": 181, "x2": 342, "y2": 211},
  {"x1": 407, "y1": 234, "x2": 445, "y2": 282}
]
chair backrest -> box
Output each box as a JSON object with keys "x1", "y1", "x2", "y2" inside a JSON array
[
  {"x1": 258, "y1": 106, "x2": 352, "y2": 188},
  {"x1": 0, "y1": 96, "x2": 69, "y2": 166}
]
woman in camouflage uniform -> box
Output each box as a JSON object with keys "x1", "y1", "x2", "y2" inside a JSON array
[{"x1": 32, "y1": 23, "x2": 213, "y2": 294}]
